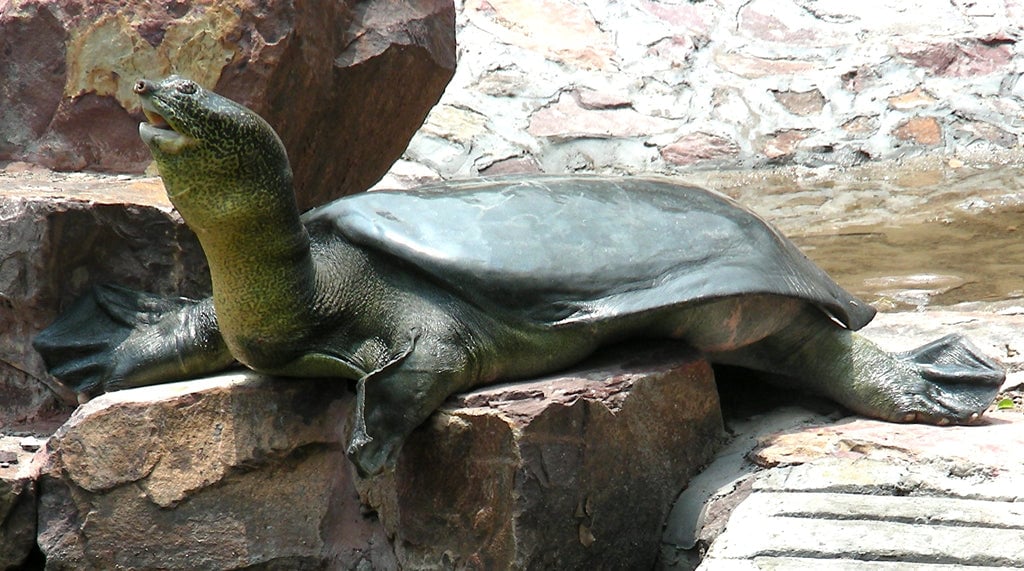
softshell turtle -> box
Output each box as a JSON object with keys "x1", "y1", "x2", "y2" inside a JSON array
[{"x1": 35, "y1": 76, "x2": 1004, "y2": 476}]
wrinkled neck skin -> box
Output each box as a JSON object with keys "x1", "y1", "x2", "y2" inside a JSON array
[{"x1": 167, "y1": 174, "x2": 318, "y2": 371}]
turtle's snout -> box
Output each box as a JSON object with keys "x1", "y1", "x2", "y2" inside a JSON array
[{"x1": 133, "y1": 80, "x2": 155, "y2": 96}]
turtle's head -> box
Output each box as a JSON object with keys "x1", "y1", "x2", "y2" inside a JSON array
[{"x1": 134, "y1": 76, "x2": 293, "y2": 223}]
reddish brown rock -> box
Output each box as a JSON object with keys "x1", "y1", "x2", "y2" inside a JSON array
[
  {"x1": 661, "y1": 132, "x2": 740, "y2": 166},
  {"x1": 359, "y1": 344, "x2": 723, "y2": 569},
  {"x1": 28, "y1": 345, "x2": 721, "y2": 569},
  {"x1": 893, "y1": 117, "x2": 942, "y2": 146},
  {"x1": 0, "y1": 0, "x2": 456, "y2": 210},
  {"x1": 36, "y1": 374, "x2": 397, "y2": 570}
]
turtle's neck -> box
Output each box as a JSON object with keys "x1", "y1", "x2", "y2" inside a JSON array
[{"x1": 176, "y1": 191, "x2": 318, "y2": 371}]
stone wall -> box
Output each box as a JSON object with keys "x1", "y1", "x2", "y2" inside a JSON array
[{"x1": 381, "y1": 0, "x2": 1024, "y2": 187}]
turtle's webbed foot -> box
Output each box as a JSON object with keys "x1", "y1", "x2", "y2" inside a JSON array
[
  {"x1": 888, "y1": 334, "x2": 1004, "y2": 425},
  {"x1": 34, "y1": 284, "x2": 201, "y2": 399}
]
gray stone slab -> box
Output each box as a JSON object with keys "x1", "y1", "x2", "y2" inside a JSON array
[
  {"x1": 755, "y1": 457, "x2": 1024, "y2": 502},
  {"x1": 735, "y1": 491, "x2": 1024, "y2": 530},
  {"x1": 700, "y1": 557, "x2": 1015, "y2": 570},
  {"x1": 662, "y1": 406, "x2": 832, "y2": 549},
  {"x1": 703, "y1": 499, "x2": 1024, "y2": 566}
]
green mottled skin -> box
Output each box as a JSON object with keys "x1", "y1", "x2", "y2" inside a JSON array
[
  {"x1": 36, "y1": 76, "x2": 1002, "y2": 476},
  {"x1": 138, "y1": 79, "x2": 314, "y2": 371}
]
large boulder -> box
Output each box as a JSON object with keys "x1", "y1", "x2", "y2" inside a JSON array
[
  {"x1": 0, "y1": 170, "x2": 210, "y2": 427},
  {"x1": 33, "y1": 345, "x2": 721, "y2": 569},
  {"x1": 0, "y1": 0, "x2": 456, "y2": 210},
  {"x1": 35, "y1": 374, "x2": 395, "y2": 570},
  {"x1": 360, "y1": 343, "x2": 723, "y2": 569}
]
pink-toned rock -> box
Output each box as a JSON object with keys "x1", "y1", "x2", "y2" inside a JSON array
[
  {"x1": 464, "y1": 0, "x2": 614, "y2": 70},
  {"x1": 479, "y1": 155, "x2": 543, "y2": 176},
  {"x1": 896, "y1": 41, "x2": 960, "y2": 74},
  {"x1": 660, "y1": 132, "x2": 740, "y2": 166},
  {"x1": 761, "y1": 130, "x2": 811, "y2": 159},
  {"x1": 575, "y1": 88, "x2": 632, "y2": 110},
  {"x1": 646, "y1": 36, "x2": 698, "y2": 67},
  {"x1": 954, "y1": 119, "x2": 1017, "y2": 147},
  {"x1": 0, "y1": 0, "x2": 456, "y2": 210},
  {"x1": 896, "y1": 39, "x2": 1012, "y2": 78},
  {"x1": 638, "y1": 0, "x2": 715, "y2": 36},
  {"x1": 738, "y1": 3, "x2": 822, "y2": 46},
  {"x1": 945, "y1": 40, "x2": 1014, "y2": 76},
  {"x1": 528, "y1": 93, "x2": 676, "y2": 141},
  {"x1": 715, "y1": 52, "x2": 818, "y2": 79},
  {"x1": 893, "y1": 117, "x2": 942, "y2": 146},
  {"x1": 360, "y1": 345, "x2": 722, "y2": 569},
  {"x1": 888, "y1": 87, "x2": 938, "y2": 110},
  {"x1": 752, "y1": 412, "x2": 1024, "y2": 471}
]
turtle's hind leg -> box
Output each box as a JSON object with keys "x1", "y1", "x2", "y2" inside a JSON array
[
  {"x1": 712, "y1": 308, "x2": 1005, "y2": 425},
  {"x1": 34, "y1": 284, "x2": 235, "y2": 400}
]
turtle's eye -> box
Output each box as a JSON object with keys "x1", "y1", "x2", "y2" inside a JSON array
[{"x1": 176, "y1": 80, "x2": 198, "y2": 95}]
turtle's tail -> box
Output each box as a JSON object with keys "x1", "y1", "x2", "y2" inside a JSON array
[{"x1": 34, "y1": 284, "x2": 232, "y2": 399}]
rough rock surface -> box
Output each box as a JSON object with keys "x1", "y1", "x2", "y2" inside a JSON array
[
  {"x1": 377, "y1": 0, "x2": 1024, "y2": 187},
  {"x1": 360, "y1": 343, "x2": 722, "y2": 570},
  {"x1": 0, "y1": 168, "x2": 209, "y2": 428},
  {"x1": 0, "y1": 433, "x2": 44, "y2": 569},
  {"x1": 35, "y1": 374, "x2": 395, "y2": 571},
  {"x1": 659, "y1": 307, "x2": 1024, "y2": 570},
  {"x1": 691, "y1": 413, "x2": 1024, "y2": 569},
  {"x1": 0, "y1": 0, "x2": 456, "y2": 209},
  {"x1": 27, "y1": 345, "x2": 721, "y2": 570}
]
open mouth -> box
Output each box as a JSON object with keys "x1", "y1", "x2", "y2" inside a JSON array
[
  {"x1": 142, "y1": 108, "x2": 171, "y2": 130},
  {"x1": 138, "y1": 102, "x2": 194, "y2": 158}
]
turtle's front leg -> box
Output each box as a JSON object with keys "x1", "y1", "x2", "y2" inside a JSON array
[
  {"x1": 34, "y1": 284, "x2": 235, "y2": 400},
  {"x1": 346, "y1": 334, "x2": 476, "y2": 477},
  {"x1": 712, "y1": 307, "x2": 1005, "y2": 425}
]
